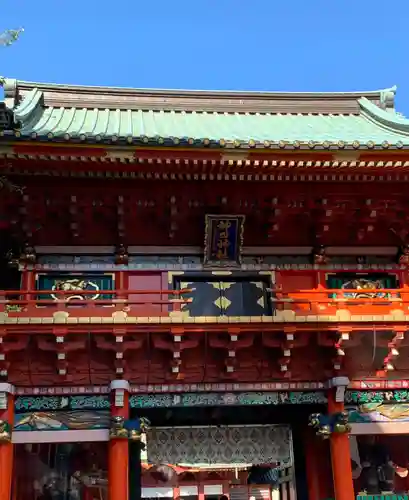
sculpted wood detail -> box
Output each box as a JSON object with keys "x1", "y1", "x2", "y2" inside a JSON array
[
  {"x1": 4, "y1": 177, "x2": 409, "y2": 247},
  {"x1": 0, "y1": 328, "x2": 352, "y2": 386}
]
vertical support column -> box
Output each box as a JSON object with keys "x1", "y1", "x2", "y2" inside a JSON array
[
  {"x1": 327, "y1": 377, "x2": 354, "y2": 500},
  {"x1": 21, "y1": 266, "x2": 35, "y2": 305},
  {"x1": 304, "y1": 429, "x2": 322, "y2": 500},
  {"x1": 305, "y1": 429, "x2": 333, "y2": 500},
  {"x1": 109, "y1": 380, "x2": 130, "y2": 500},
  {"x1": 0, "y1": 383, "x2": 14, "y2": 500}
]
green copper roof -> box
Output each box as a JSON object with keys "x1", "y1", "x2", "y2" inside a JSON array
[{"x1": 2, "y1": 79, "x2": 409, "y2": 149}]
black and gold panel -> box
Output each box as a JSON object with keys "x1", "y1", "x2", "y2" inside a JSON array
[
  {"x1": 36, "y1": 273, "x2": 114, "y2": 303},
  {"x1": 326, "y1": 272, "x2": 399, "y2": 299},
  {"x1": 222, "y1": 280, "x2": 269, "y2": 316},
  {"x1": 179, "y1": 280, "x2": 223, "y2": 317},
  {"x1": 175, "y1": 273, "x2": 272, "y2": 317}
]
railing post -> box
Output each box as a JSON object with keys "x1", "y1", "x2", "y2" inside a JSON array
[
  {"x1": 109, "y1": 380, "x2": 130, "y2": 500},
  {"x1": 327, "y1": 377, "x2": 354, "y2": 500}
]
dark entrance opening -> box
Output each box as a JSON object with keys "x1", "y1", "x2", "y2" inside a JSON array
[{"x1": 131, "y1": 403, "x2": 327, "y2": 500}]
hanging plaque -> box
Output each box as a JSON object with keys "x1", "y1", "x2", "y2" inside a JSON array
[{"x1": 204, "y1": 215, "x2": 245, "y2": 267}]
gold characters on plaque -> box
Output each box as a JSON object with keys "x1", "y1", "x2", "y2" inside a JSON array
[{"x1": 215, "y1": 220, "x2": 231, "y2": 260}]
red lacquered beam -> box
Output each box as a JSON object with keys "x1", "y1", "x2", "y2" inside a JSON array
[
  {"x1": 295, "y1": 287, "x2": 408, "y2": 294},
  {"x1": 0, "y1": 288, "x2": 191, "y2": 295},
  {"x1": 0, "y1": 298, "x2": 192, "y2": 305}
]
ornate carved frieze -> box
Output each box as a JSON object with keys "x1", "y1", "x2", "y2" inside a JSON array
[
  {"x1": 12, "y1": 389, "x2": 409, "y2": 422},
  {"x1": 129, "y1": 391, "x2": 327, "y2": 408},
  {"x1": 33, "y1": 256, "x2": 401, "y2": 272},
  {"x1": 14, "y1": 391, "x2": 327, "y2": 411},
  {"x1": 15, "y1": 395, "x2": 110, "y2": 412},
  {"x1": 14, "y1": 410, "x2": 110, "y2": 431},
  {"x1": 346, "y1": 390, "x2": 409, "y2": 405}
]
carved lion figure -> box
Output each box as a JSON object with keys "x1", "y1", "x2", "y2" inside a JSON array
[
  {"x1": 54, "y1": 279, "x2": 89, "y2": 292},
  {"x1": 109, "y1": 415, "x2": 128, "y2": 440},
  {"x1": 0, "y1": 419, "x2": 11, "y2": 442},
  {"x1": 342, "y1": 279, "x2": 385, "y2": 299}
]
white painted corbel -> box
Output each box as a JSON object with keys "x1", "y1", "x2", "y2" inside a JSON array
[
  {"x1": 110, "y1": 380, "x2": 130, "y2": 408},
  {"x1": 0, "y1": 383, "x2": 15, "y2": 410},
  {"x1": 326, "y1": 376, "x2": 350, "y2": 403}
]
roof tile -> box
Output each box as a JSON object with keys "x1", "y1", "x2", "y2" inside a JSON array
[
  {"x1": 16, "y1": 107, "x2": 408, "y2": 146},
  {"x1": 2, "y1": 79, "x2": 409, "y2": 148}
]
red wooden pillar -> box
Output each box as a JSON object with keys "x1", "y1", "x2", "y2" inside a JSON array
[
  {"x1": 109, "y1": 380, "x2": 130, "y2": 500},
  {"x1": 305, "y1": 429, "x2": 334, "y2": 500},
  {"x1": 327, "y1": 377, "x2": 354, "y2": 500},
  {"x1": 0, "y1": 384, "x2": 14, "y2": 500},
  {"x1": 305, "y1": 429, "x2": 322, "y2": 500}
]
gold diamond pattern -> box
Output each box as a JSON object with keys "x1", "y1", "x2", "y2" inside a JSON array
[
  {"x1": 251, "y1": 281, "x2": 265, "y2": 290},
  {"x1": 180, "y1": 282, "x2": 193, "y2": 290},
  {"x1": 214, "y1": 295, "x2": 232, "y2": 310},
  {"x1": 178, "y1": 279, "x2": 267, "y2": 314},
  {"x1": 220, "y1": 281, "x2": 234, "y2": 290},
  {"x1": 209, "y1": 282, "x2": 222, "y2": 290},
  {"x1": 257, "y1": 296, "x2": 265, "y2": 308}
]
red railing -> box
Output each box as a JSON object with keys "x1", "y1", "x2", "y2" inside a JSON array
[
  {"x1": 0, "y1": 286, "x2": 408, "y2": 317},
  {"x1": 272, "y1": 286, "x2": 409, "y2": 315},
  {"x1": 0, "y1": 288, "x2": 192, "y2": 315},
  {"x1": 274, "y1": 286, "x2": 405, "y2": 302}
]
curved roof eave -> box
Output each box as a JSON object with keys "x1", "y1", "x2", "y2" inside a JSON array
[{"x1": 359, "y1": 97, "x2": 409, "y2": 135}]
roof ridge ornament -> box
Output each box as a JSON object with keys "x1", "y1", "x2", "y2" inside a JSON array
[
  {"x1": 0, "y1": 78, "x2": 18, "y2": 109},
  {"x1": 0, "y1": 101, "x2": 20, "y2": 131},
  {"x1": 380, "y1": 85, "x2": 397, "y2": 111}
]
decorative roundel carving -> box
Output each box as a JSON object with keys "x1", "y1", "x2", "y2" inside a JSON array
[
  {"x1": 341, "y1": 278, "x2": 386, "y2": 299},
  {"x1": 51, "y1": 279, "x2": 100, "y2": 302}
]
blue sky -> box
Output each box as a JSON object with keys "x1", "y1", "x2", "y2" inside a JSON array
[{"x1": 2, "y1": 0, "x2": 409, "y2": 114}]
